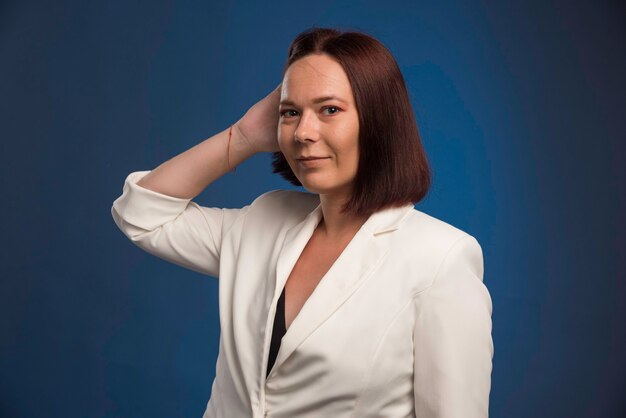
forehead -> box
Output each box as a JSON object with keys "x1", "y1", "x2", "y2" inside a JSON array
[{"x1": 280, "y1": 54, "x2": 353, "y2": 105}]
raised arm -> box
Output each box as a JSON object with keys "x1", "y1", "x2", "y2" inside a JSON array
[
  {"x1": 134, "y1": 124, "x2": 254, "y2": 199},
  {"x1": 111, "y1": 83, "x2": 283, "y2": 277}
]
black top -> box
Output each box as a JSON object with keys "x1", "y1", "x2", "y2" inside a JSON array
[{"x1": 266, "y1": 286, "x2": 286, "y2": 378}]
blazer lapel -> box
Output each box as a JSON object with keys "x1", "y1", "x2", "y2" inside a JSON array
[{"x1": 267, "y1": 199, "x2": 415, "y2": 379}]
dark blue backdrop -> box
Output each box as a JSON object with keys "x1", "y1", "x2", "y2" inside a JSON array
[{"x1": 1, "y1": 0, "x2": 624, "y2": 417}]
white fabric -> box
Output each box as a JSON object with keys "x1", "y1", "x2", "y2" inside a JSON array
[{"x1": 111, "y1": 170, "x2": 493, "y2": 418}]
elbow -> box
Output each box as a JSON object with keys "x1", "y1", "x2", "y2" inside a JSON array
[{"x1": 111, "y1": 204, "x2": 158, "y2": 242}]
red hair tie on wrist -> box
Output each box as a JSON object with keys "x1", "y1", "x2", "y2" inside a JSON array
[{"x1": 228, "y1": 125, "x2": 236, "y2": 174}]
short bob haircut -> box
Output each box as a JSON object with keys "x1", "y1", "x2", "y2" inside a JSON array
[{"x1": 272, "y1": 26, "x2": 431, "y2": 218}]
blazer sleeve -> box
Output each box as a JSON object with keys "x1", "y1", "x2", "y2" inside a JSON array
[
  {"x1": 110, "y1": 170, "x2": 251, "y2": 278},
  {"x1": 412, "y1": 234, "x2": 494, "y2": 417}
]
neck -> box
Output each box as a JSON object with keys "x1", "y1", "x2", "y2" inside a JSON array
[{"x1": 317, "y1": 193, "x2": 369, "y2": 240}]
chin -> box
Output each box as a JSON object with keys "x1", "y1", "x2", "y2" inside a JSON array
[
  {"x1": 299, "y1": 179, "x2": 351, "y2": 197},
  {"x1": 297, "y1": 180, "x2": 325, "y2": 194},
  {"x1": 297, "y1": 179, "x2": 328, "y2": 194}
]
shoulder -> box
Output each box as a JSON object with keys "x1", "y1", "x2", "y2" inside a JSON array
[
  {"x1": 250, "y1": 188, "x2": 319, "y2": 211},
  {"x1": 247, "y1": 188, "x2": 319, "y2": 223},
  {"x1": 391, "y1": 208, "x2": 484, "y2": 286},
  {"x1": 403, "y1": 208, "x2": 476, "y2": 246}
]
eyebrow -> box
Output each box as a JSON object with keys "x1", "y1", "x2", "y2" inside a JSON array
[{"x1": 279, "y1": 95, "x2": 348, "y2": 106}]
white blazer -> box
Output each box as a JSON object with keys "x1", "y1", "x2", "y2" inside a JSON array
[{"x1": 111, "y1": 170, "x2": 493, "y2": 418}]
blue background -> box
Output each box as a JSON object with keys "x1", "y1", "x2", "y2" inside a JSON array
[{"x1": 1, "y1": 0, "x2": 624, "y2": 417}]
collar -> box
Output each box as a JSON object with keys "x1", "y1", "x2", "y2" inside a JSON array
[{"x1": 304, "y1": 198, "x2": 415, "y2": 236}]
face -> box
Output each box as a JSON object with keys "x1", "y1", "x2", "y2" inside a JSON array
[{"x1": 278, "y1": 53, "x2": 360, "y2": 200}]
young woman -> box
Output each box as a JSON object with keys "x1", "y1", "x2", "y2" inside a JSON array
[{"x1": 112, "y1": 27, "x2": 493, "y2": 418}]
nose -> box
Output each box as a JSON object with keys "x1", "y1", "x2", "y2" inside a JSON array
[{"x1": 293, "y1": 111, "x2": 319, "y2": 143}]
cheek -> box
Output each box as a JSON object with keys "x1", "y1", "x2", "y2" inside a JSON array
[
  {"x1": 338, "y1": 133, "x2": 360, "y2": 160},
  {"x1": 278, "y1": 138, "x2": 297, "y2": 163},
  {"x1": 277, "y1": 129, "x2": 288, "y2": 151}
]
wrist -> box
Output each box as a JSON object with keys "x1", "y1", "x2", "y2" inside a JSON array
[{"x1": 232, "y1": 122, "x2": 258, "y2": 155}]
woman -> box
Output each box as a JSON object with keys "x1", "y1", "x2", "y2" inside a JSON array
[{"x1": 111, "y1": 27, "x2": 493, "y2": 418}]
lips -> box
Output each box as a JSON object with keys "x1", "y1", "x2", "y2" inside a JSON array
[{"x1": 297, "y1": 157, "x2": 330, "y2": 167}]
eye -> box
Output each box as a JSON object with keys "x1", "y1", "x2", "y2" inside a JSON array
[
  {"x1": 279, "y1": 106, "x2": 341, "y2": 118},
  {"x1": 323, "y1": 106, "x2": 340, "y2": 115},
  {"x1": 279, "y1": 109, "x2": 298, "y2": 118}
]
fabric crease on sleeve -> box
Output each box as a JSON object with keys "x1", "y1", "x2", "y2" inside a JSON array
[{"x1": 111, "y1": 170, "x2": 251, "y2": 278}]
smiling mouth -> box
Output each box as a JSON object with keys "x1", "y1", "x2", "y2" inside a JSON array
[{"x1": 297, "y1": 157, "x2": 330, "y2": 167}]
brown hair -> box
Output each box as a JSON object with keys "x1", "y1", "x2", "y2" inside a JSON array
[{"x1": 272, "y1": 26, "x2": 431, "y2": 217}]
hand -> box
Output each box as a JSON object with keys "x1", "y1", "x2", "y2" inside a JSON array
[{"x1": 234, "y1": 83, "x2": 282, "y2": 153}]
